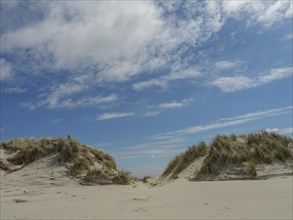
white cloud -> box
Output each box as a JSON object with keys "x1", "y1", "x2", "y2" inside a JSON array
[
  {"x1": 133, "y1": 79, "x2": 168, "y2": 91},
  {"x1": 25, "y1": 93, "x2": 118, "y2": 110},
  {"x1": 222, "y1": 1, "x2": 249, "y2": 16},
  {"x1": 166, "y1": 69, "x2": 201, "y2": 81},
  {"x1": 159, "y1": 102, "x2": 185, "y2": 109},
  {"x1": 0, "y1": 1, "x2": 237, "y2": 84},
  {"x1": 158, "y1": 98, "x2": 192, "y2": 109},
  {"x1": 258, "y1": 67, "x2": 293, "y2": 84},
  {"x1": 0, "y1": 59, "x2": 13, "y2": 81},
  {"x1": 54, "y1": 94, "x2": 119, "y2": 109},
  {"x1": 96, "y1": 112, "x2": 135, "y2": 121},
  {"x1": 213, "y1": 76, "x2": 255, "y2": 92},
  {"x1": 284, "y1": 34, "x2": 293, "y2": 40},
  {"x1": 144, "y1": 111, "x2": 161, "y2": 117},
  {"x1": 1, "y1": 1, "x2": 291, "y2": 96},
  {"x1": 20, "y1": 73, "x2": 119, "y2": 109},
  {"x1": 215, "y1": 61, "x2": 239, "y2": 70},
  {"x1": 213, "y1": 67, "x2": 293, "y2": 92},
  {"x1": 278, "y1": 127, "x2": 293, "y2": 136},
  {"x1": 218, "y1": 106, "x2": 293, "y2": 122},
  {"x1": 265, "y1": 127, "x2": 293, "y2": 136},
  {"x1": 158, "y1": 106, "x2": 292, "y2": 138},
  {"x1": 112, "y1": 135, "x2": 187, "y2": 160},
  {"x1": 1, "y1": 1, "x2": 164, "y2": 82},
  {"x1": 222, "y1": 1, "x2": 292, "y2": 28},
  {"x1": 133, "y1": 69, "x2": 201, "y2": 91},
  {"x1": 5, "y1": 87, "x2": 27, "y2": 93},
  {"x1": 264, "y1": 128, "x2": 279, "y2": 133},
  {"x1": 257, "y1": 1, "x2": 292, "y2": 27}
]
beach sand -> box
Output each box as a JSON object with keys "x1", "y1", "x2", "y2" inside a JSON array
[{"x1": 1, "y1": 170, "x2": 292, "y2": 219}]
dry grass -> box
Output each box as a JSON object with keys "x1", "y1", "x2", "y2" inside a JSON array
[
  {"x1": 71, "y1": 157, "x2": 91, "y2": 175},
  {"x1": 83, "y1": 169, "x2": 130, "y2": 185},
  {"x1": 163, "y1": 141, "x2": 209, "y2": 178},
  {"x1": 143, "y1": 176, "x2": 151, "y2": 183},
  {"x1": 88, "y1": 147, "x2": 117, "y2": 170},
  {"x1": 197, "y1": 131, "x2": 292, "y2": 178},
  {"x1": 0, "y1": 136, "x2": 130, "y2": 185},
  {"x1": 0, "y1": 158, "x2": 15, "y2": 171},
  {"x1": 163, "y1": 131, "x2": 293, "y2": 179},
  {"x1": 243, "y1": 161, "x2": 257, "y2": 177},
  {"x1": 84, "y1": 169, "x2": 113, "y2": 185}
]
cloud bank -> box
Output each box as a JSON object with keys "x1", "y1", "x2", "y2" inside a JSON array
[{"x1": 1, "y1": 1, "x2": 292, "y2": 108}]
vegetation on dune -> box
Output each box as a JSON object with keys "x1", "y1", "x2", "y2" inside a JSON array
[
  {"x1": 198, "y1": 131, "x2": 292, "y2": 177},
  {"x1": 163, "y1": 141, "x2": 208, "y2": 178},
  {"x1": 243, "y1": 161, "x2": 257, "y2": 177},
  {"x1": 163, "y1": 130, "x2": 293, "y2": 179},
  {"x1": 83, "y1": 169, "x2": 131, "y2": 185},
  {"x1": 0, "y1": 136, "x2": 128, "y2": 185},
  {"x1": 0, "y1": 158, "x2": 14, "y2": 171}
]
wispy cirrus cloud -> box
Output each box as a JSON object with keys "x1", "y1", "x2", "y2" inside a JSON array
[
  {"x1": 133, "y1": 69, "x2": 201, "y2": 91},
  {"x1": 1, "y1": 1, "x2": 291, "y2": 84},
  {"x1": 24, "y1": 93, "x2": 118, "y2": 110},
  {"x1": 96, "y1": 112, "x2": 135, "y2": 121},
  {"x1": 215, "y1": 60, "x2": 240, "y2": 70},
  {"x1": 278, "y1": 127, "x2": 293, "y2": 136},
  {"x1": 0, "y1": 59, "x2": 13, "y2": 81},
  {"x1": 284, "y1": 34, "x2": 293, "y2": 40},
  {"x1": 112, "y1": 135, "x2": 187, "y2": 159},
  {"x1": 144, "y1": 111, "x2": 161, "y2": 117},
  {"x1": 4, "y1": 87, "x2": 27, "y2": 93},
  {"x1": 265, "y1": 127, "x2": 293, "y2": 136},
  {"x1": 1, "y1": 1, "x2": 291, "y2": 110},
  {"x1": 221, "y1": 0, "x2": 292, "y2": 28},
  {"x1": 133, "y1": 79, "x2": 168, "y2": 91},
  {"x1": 158, "y1": 98, "x2": 193, "y2": 109},
  {"x1": 213, "y1": 67, "x2": 292, "y2": 92},
  {"x1": 155, "y1": 106, "x2": 293, "y2": 139},
  {"x1": 212, "y1": 76, "x2": 254, "y2": 93}
]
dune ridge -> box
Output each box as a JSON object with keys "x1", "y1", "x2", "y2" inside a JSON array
[
  {"x1": 1, "y1": 131, "x2": 292, "y2": 219},
  {"x1": 0, "y1": 136, "x2": 130, "y2": 185},
  {"x1": 162, "y1": 130, "x2": 293, "y2": 181}
]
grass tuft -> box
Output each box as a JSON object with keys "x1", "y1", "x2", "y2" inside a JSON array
[
  {"x1": 1, "y1": 136, "x2": 130, "y2": 185},
  {"x1": 163, "y1": 141, "x2": 209, "y2": 178},
  {"x1": 163, "y1": 131, "x2": 293, "y2": 179}
]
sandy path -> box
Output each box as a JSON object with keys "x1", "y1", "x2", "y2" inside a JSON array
[{"x1": 1, "y1": 175, "x2": 292, "y2": 219}]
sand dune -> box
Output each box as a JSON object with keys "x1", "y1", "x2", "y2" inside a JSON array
[
  {"x1": 162, "y1": 131, "x2": 293, "y2": 182},
  {"x1": 1, "y1": 156, "x2": 292, "y2": 219},
  {"x1": 1, "y1": 134, "x2": 292, "y2": 219}
]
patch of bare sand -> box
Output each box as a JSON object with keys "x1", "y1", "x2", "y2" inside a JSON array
[{"x1": 1, "y1": 171, "x2": 292, "y2": 219}]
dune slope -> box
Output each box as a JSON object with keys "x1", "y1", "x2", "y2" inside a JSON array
[
  {"x1": 0, "y1": 136, "x2": 130, "y2": 185},
  {"x1": 162, "y1": 131, "x2": 293, "y2": 181}
]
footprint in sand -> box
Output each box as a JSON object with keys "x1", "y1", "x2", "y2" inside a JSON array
[
  {"x1": 134, "y1": 207, "x2": 148, "y2": 212},
  {"x1": 14, "y1": 199, "x2": 27, "y2": 204}
]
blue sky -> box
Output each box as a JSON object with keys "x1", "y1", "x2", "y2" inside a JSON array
[{"x1": 0, "y1": 1, "x2": 292, "y2": 177}]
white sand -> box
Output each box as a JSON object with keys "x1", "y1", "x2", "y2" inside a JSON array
[
  {"x1": 1, "y1": 168, "x2": 292, "y2": 220},
  {"x1": 1, "y1": 150, "x2": 292, "y2": 219}
]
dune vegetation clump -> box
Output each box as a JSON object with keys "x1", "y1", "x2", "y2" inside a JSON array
[
  {"x1": 198, "y1": 131, "x2": 292, "y2": 178},
  {"x1": 0, "y1": 158, "x2": 15, "y2": 171},
  {"x1": 242, "y1": 161, "x2": 257, "y2": 177},
  {"x1": 163, "y1": 130, "x2": 293, "y2": 180},
  {"x1": 163, "y1": 142, "x2": 208, "y2": 178},
  {"x1": 0, "y1": 136, "x2": 129, "y2": 185}
]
